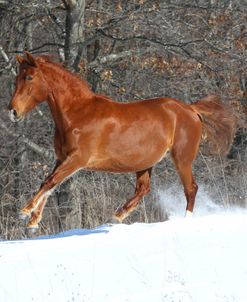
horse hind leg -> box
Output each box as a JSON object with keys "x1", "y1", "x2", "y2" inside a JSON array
[
  {"x1": 175, "y1": 162, "x2": 198, "y2": 217},
  {"x1": 183, "y1": 170, "x2": 198, "y2": 217},
  {"x1": 171, "y1": 150, "x2": 199, "y2": 217},
  {"x1": 113, "y1": 168, "x2": 152, "y2": 222}
]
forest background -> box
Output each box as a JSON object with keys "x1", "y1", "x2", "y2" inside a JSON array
[{"x1": 0, "y1": 0, "x2": 246, "y2": 239}]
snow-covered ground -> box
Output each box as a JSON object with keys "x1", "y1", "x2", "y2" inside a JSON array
[{"x1": 0, "y1": 189, "x2": 247, "y2": 302}]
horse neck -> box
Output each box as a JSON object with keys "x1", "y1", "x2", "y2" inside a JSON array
[{"x1": 43, "y1": 65, "x2": 94, "y2": 129}]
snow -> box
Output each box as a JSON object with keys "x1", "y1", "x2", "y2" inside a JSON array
[{"x1": 0, "y1": 189, "x2": 247, "y2": 302}]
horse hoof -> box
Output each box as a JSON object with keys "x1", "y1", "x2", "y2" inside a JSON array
[
  {"x1": 112, "y1": 214, "x2": 124, "y2": 224},
  {"x1": 19, "y1": 211, "x2": 31, "y2": 221},
  {"x1": 106, "y1": 216, "x2": 122, "y2": 225},
  {"x1": 185, "y1": 210, "x2": 193, "y2": 218},
  {"x1": 25, "y1": 225, "x2": 39, "y2": 237}
]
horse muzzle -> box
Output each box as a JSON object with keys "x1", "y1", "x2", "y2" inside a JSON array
[{"x1": 8, "y1": 109, "x2": 24, "y2": 123}]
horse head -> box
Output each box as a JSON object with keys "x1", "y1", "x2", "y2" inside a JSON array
[{"x1": 8, "y1": 51, "x2": 49, "y2": 122}]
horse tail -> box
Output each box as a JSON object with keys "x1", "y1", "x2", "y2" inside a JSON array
[{"x1": 191, "y1": 95, "x2": 236, "y2": 155}]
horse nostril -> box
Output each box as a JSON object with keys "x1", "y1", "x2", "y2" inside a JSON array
[{"x1": 11, "y1": 109, "x2": 17, "y2": 117}]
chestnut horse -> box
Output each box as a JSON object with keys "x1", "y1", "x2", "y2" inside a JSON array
[{"x1": 8, "y1": 52, "x2": 236, "y2": 230}]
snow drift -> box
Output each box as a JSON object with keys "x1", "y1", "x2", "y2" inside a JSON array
[{"x1": 0, "y1": 210, "x2": 247, "y2": 302}]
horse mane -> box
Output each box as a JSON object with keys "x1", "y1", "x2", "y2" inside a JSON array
[
  {"x1": 36, "y1": 55, "x2": 93, "y2": 96},
  {"x1": 36, "y1": 54, "x2": 63, "y2": 67}
]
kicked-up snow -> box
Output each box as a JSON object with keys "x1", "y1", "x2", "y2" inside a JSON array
[{"x1": 0, "y1": 210, "x2": 247, "y2": 302}]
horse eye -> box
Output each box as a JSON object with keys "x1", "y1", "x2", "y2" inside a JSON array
[{"x1": 25, "y1": 75, "x2": 33, "y2": 81}]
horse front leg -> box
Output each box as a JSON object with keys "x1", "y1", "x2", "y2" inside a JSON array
[{"x1": 19, "y1": 154, "x2": 82, "y2": 230}]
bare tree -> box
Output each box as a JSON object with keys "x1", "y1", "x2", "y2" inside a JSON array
[{"x1": 0, "y1": 0, "x2": 246, "y2": 239}]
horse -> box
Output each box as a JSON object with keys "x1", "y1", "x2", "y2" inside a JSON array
[{"x1": 8, "y1": 51, "x2": 236, "y2": 230}]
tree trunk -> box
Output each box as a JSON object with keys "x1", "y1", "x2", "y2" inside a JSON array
[
  {"x1": 64, "y1": 0, "x2": 86, "y2": 71},
  {"x1": 55, "y1": 0, "x2": 86, "y2": 230}
]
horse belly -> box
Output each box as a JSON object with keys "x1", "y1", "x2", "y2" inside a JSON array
[
  {"x1": 88, "y1": 134, "x2": 171, "y2": 173},
  {"x1": 86, "y1": 151, "x2": 165, "y2": 173}
]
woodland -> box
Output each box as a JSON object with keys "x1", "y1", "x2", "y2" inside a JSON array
[{"x1": 0, "y1": 0, "x2": 246, "y2": 239}]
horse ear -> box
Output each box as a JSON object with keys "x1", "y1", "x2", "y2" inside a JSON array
[
  {"x1": 25, "y1": 51, "x2": 37, "y2": 67},
  {"x1": 16, "y1": 55, "x2": 25, "y2": 65}
]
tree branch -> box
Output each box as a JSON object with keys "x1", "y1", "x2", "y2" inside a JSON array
[
  {"x1": 29, "y1": 43, "x2": 64, "y2": 53},
  {"x1": 95, "y1": 29, "x2": 217, "y2": 72},
  {"x1": 96, "y1": 28, "x2": 204, "y2": 49},
  {"x1": 0, "y1": 45, "x2": 16, "y2": 76},
  {"x1": 0, "y1": 118, "x2": 53, "y2": 160},
  {"x1": 88, "y1": 47, "x2": 153, "y2": 70}
]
